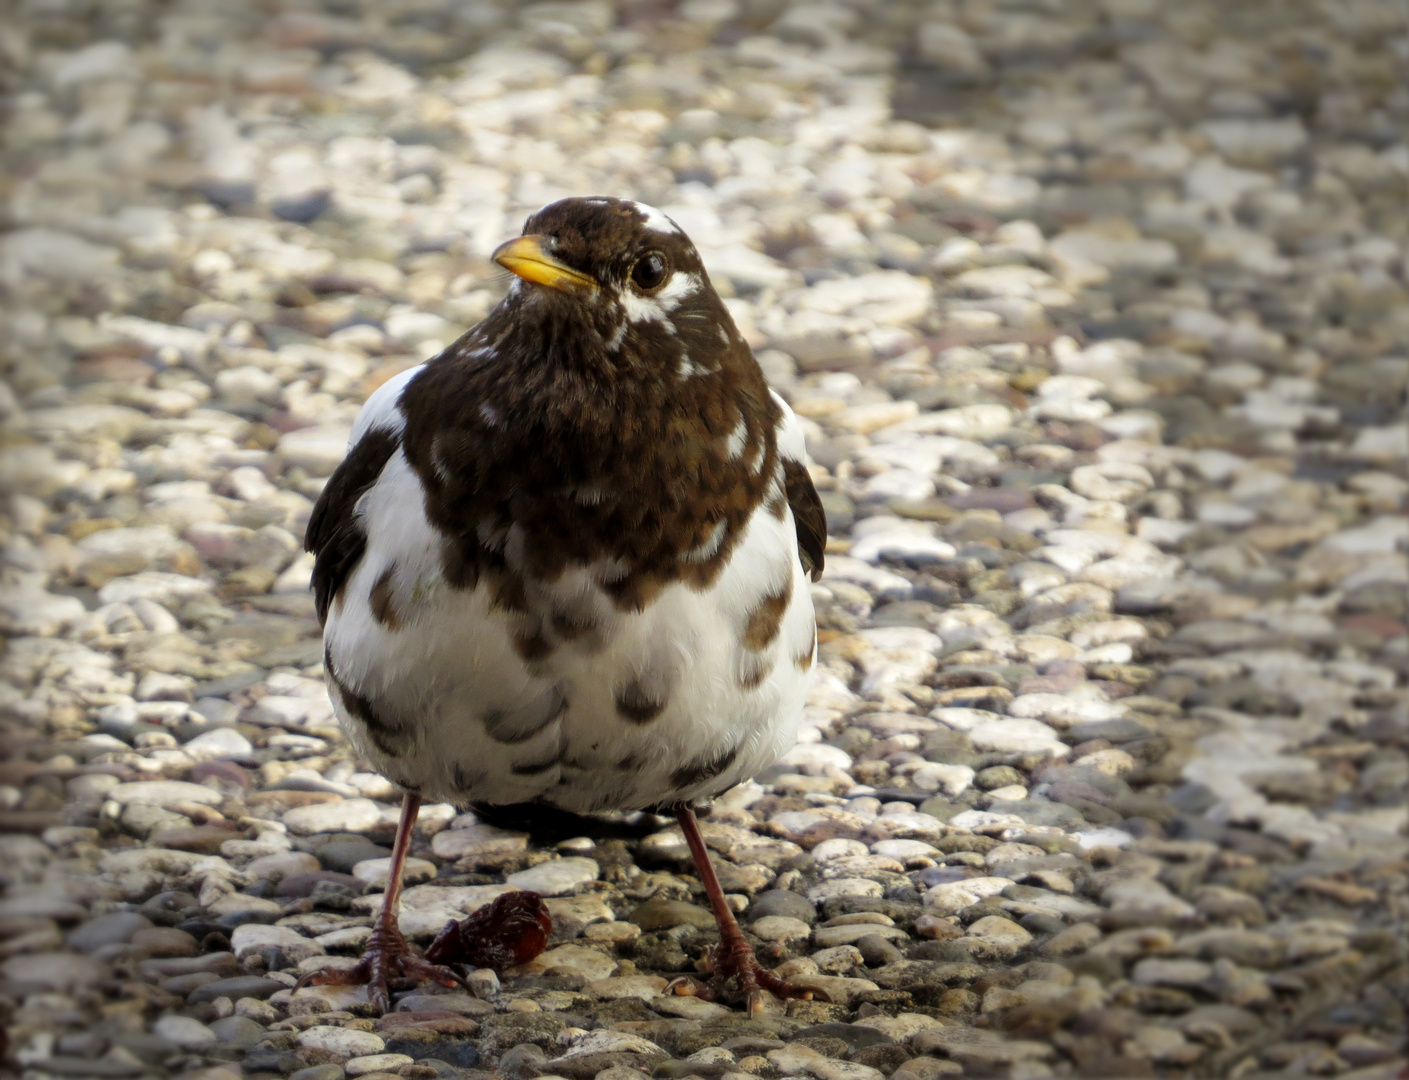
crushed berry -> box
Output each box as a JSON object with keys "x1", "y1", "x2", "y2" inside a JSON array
[{"x1": 425, "y1": 889, "x2": 553, "y2": 972}]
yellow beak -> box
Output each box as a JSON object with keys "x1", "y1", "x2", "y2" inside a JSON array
[{"x1": 491, "y1": 235, "x2": 597, "y2": 293}]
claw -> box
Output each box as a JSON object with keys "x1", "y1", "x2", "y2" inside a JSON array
[
  {"x1": 293, "y1": 920, "x2": 470, "y2": 1014},
  {"x1": 665, "y1": 975, "x2": 703, "y2": 998},
  {"x1": 668, "y1": 939, "x2": 826, "y2": 1011}
]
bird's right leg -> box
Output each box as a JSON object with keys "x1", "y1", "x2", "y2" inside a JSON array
[
  {"x1": 293, "y1": 792, "x2": 470, "y2": 1014},
  {"x1": 667, "y1": 805, "x2": 826, "y2": 1014}
]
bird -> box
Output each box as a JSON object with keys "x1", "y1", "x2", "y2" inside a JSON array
[{"x1": 298, "y1": 195, "x2": 827, "y2": 1013}]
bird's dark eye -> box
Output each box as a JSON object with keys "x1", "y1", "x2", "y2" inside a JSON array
[{"x1": 631, "y1": 253, "x2": 667, "y2": 291}]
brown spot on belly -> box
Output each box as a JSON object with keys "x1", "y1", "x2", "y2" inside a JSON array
[
  {"x1": 742, "y1": 578, "x2": 792, "y2": 652},
  {"x1": 511, "y1": 750, "x2": 560, "y2": 776},
  {"x1": 550, "y1": 596, "x2": 602, "y2": 642},
  {"x1": 482, "y1": 685, "x2": 567, "y2": 744},
  {"x1": 325, "y1": 646, "x2": 414, "y2": 757},
  {"x1": 453, "y1": 764, "x2": 485, "y2": 792},
  {"x1": 489, "y1": 568, "x2": 529, "y2": 614},
  {"x1": 513, "y1": 625, "x2": 554, "y2": 663},
  {"x1": 793, "y1": 642, "x2": 816, "y2": 671},
  {"x1": 737, "y1": 651, "x2": 774, "y2": 690},
  {"x1": 616, "y1": 678, "x2": 669, "y2": 724},
  {"x1": 369, "y1": 565, "x2": 401, "y2": 629},
  {"x1": 602, "y1": 572, "x2": 664, "y2": 613},
  {"x1": 669, "y1": 743, "x2": 740, "y2": 792}
]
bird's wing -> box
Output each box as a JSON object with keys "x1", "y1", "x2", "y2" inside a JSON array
[
  {"x1": 305, "y1": 364, "x2": 425, "y2": 623},
  {"x1": 770, "y1": 390, "x2": 826, "y2": 582}
]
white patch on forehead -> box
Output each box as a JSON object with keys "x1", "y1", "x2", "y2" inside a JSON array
[
  {"x1": 630, "y1": 201, "x2": 682, "y2": 235},
  {"x1": 725, "y1": 414, "x2": 748, "y2": 459},
  {"x1": 655, "y1": 272, "x2": 700, "y2": 313}
]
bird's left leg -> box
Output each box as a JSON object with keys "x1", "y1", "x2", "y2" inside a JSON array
[
  {"x1": 667, "y1": 805, "x2": 827, "y2": 1014},
  {"x1": 294, "y1": 792, "x2": 470, "y2": 1013}
]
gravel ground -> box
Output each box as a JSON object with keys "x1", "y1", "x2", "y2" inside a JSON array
[{"x1": 1, "y1": 2, "x2": 1406, "y2": 1079}]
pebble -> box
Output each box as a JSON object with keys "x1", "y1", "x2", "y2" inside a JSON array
[
  {"x1": 345, "y1": 1054, "x2": 415, "y2": 1077},
  {"x1": 351, "y1": 857, "x2": 437, "y2": 889},
  {"x1": 282, "y1": 799, "x2": 385, "y2": 835},
  {"x1": 67, "y1": 912, "x2": 153, "y2": 952},
  {"x1": 106, "y1": 781, "x2": 224, "y2": 808},
  {"x1": 503, "y1": 857, "x2": 600, "y2": 896},
  {"x1": 152, "y1": 1014, "x2": 218, "y2": 1050},
  {"x1": 229, "y1": 924, "x2": 325, "y2": 964},
  {"x1": 297, "y1": 1027, "x2": 386, "y2": 1058}
]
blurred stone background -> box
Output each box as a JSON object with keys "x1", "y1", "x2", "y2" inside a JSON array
[{"x1": 0, "y1": 2, "x2": 1405, "y2": 1079}]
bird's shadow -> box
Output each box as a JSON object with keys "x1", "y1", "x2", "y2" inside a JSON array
[{"x1": 467, "y1": 801, "x2": 675, "y2": 846}]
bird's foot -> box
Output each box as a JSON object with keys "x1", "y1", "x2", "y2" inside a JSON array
[
  {"x1": 668, "y1": 937, "x2": 828, "y2": 1016},
  {"x1": 293, "y1": 916, "x2": 469, "y2": 1014}
]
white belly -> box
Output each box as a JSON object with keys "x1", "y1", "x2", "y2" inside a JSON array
[{"x1": 322, "y1": 449, "x2": 817, "y2": 812}]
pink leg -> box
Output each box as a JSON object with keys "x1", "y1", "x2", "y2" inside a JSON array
[
  {"x1": 670, "y1": 806, "x2": 825, "y2": 1014},
  {"x1": 294, "y1": 793, "x2": 469, "y2": 1013}
]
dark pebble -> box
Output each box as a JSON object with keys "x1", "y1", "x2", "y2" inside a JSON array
[
  {"x1": 307, "y1": 835, "x2": 392, "y2": 873},
  {"x1": 110, "y1": 1033, "x2": 182, "y2": 1064},
  {"x1": 189, "y1": 975, "x2": 287, "y2": 1004},
  {"x1": 851, "y1": 1044, "x2": 914, "y2": 1074},
  {"x1": 25, "y1": 1058, "x2": 142, "y2": 1078},
  {"x1": 277, "y1": 871, "x2": 366, "y2": 898},
  {"x1": 174, "y1": 918, "x2": 229, "y2": 939},
  {"x1": 198, "y1": 178, "x2": 256, "y2": 208},
  {"x1": 288, "y1": 1066, "x2": 345, "y2": 1080},
  {"x1": 975, "y1": 765, "x2": 1024, "y2": 790},
  {"x1": 210, "y1": 1015, "x2": 264, "y2": 1048},
  {"x1": 149, "y1": 825, "x2": 239, "y2": 854},
  {"x1": 654, "y1": 1061, "x2": 734, "y2": 1078},
  {"x1": 793, "y1": 1023, "x2": 894, "y2": 1050},
  {"x1": 384, "y1": 1039, "x2": 480, "y2": 1068},
  {"x1": 856, "y1": 933, "x2": 906, "y2": 967},
  {"x1": 999, "y1": 800, "x2": 1086, "y2": 829},
  {"x1": 160, "y1": 971, "x2": 221, "y2": 995},
  {"x1": 747, "y1": 890, "x2": 816, "y2": 925},
  {"x1": 189, "y1": 760, "x2": 252, "y2": 790},
  {"x1": 721, "y1": 1037, "x2": 786, "y2": 1054},
  {"x1": 869, "y1": 601, "x2": 940, "y2": 628},
  {"x1": 216, "y1": 908, "x2": 281, "y2": 928},
  {"x1": 136, "y1": 952, "x2": 242, "y2": 980},
  {"x1": 793, "y1": 1036, "x2": 851, "y2": 1058},
  {"x1": 498, "y1": 1043, "x2": 547, "y2": 1080},
  {"x1": 271, "y1": 190, "x2": 331, "y2": 223},
  {"x1": 945, "y1": 489, "x2": 1034, "y2": 513},
  {"x1": 67, "y1": 912, "x2": 153, "y2": 952},
  {"x1": 629, "y1": 898, "x2": 717, "y2": 930},
  {"x1": 1019, "y1": 912, "x2": 1066, "y2": 936}
]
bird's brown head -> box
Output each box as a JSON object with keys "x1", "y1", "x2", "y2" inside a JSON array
[{"x1": 487, "y1": 196, "x2": 739, "y2": 382}]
